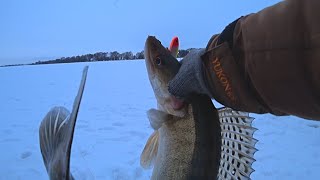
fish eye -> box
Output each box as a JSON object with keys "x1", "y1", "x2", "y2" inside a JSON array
[{"x1": 155, "y1": 57, "x2": 162, "y2": 66}]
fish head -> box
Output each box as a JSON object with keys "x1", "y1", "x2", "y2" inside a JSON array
[{"x1": 144, "y1": 36, "x2": 187, "y2": 117}]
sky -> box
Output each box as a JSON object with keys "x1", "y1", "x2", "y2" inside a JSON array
[{"x1": 0, "y1": 0, "x2": 281, "y2": 65}]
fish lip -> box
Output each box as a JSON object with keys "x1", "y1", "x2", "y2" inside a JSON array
[
  {"x1": 144, "y1": 37, "x2": 151, "y2": 63},
  {"x1": 170, "y1": 95, "x2": 186, "y2": 110},
  {"x1": 144, "y1": 36, "x2": 155, "y2": 77}
]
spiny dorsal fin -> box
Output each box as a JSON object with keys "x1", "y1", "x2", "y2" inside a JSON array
[
  {"x1": 217, "y1": 107, "x2": 257, "y2": 180},
  {"x1": 140, "y1": 130, "x2": 159, "y2": 169}
]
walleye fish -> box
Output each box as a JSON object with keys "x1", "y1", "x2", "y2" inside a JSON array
[
  {"x1": 141, "y1": 36, "x2": 257, "y2": 179},
  {"x1": 39, "y1": 66, "x2": 89, "y2": 180}
]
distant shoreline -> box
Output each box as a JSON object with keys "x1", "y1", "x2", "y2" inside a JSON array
[
  {"x1": 0, "y1": 48, "x2": 196, "y2": 67},
  {"x1": 0, "y1": 59, "x2": 143, "y2": 68}
]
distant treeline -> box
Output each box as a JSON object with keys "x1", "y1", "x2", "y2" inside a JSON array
[
  {"x1": 1, "y1": 48, "x2": 198, "y2": 67},
  {"x1": 32, "y1": 51, "x2": 145, "y2": 65},
  {"x1": 31, "y1": 49, "x2": 198, "y2": 65}
]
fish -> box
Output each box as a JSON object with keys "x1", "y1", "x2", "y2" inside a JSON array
[
  {"x1": 39, "y1": 66, "x2": 89, "y2": 180},
  {"x1": 141, "y1": 36, "x2": 257, "y2": 179}
]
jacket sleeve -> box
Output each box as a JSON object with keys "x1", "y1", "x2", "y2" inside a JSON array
[{"x1": 201, "y1": 0, "x2": 320, "y2": 120}]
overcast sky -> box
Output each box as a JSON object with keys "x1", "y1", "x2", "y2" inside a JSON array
[{"x1": 0, "y1": 0, "x2": 281, "y2": 65}]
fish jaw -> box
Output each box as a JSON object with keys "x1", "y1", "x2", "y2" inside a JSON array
[{"x1": 144, "y1": 36, "x2": 187, "y2": 117}]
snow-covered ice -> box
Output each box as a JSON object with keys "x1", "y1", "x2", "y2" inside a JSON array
[{"x1": 0, "y1": 61, "x2": 319, "y2": 180}]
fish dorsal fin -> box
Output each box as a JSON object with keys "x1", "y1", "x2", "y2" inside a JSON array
[
  {"x1": 217, "y1": 107, "x2": 257, "y2": 180},
  {"x1": 140, "y1": 130, "x2": 159, "y2": 169}
]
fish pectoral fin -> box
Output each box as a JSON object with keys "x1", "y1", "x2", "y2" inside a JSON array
[
  {"x1": 147, "y1": 108, "x2": 174, "y2": 130},
  {"x1": 140, "y1": 130, "x2": 159, "y2": 169}
]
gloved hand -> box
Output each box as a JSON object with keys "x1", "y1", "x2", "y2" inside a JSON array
[
  {"x1": 168, "y1": 49, "x2": 212, "y2": 100},
  {"x1": 168, "y1": 17, "x2": 241, "y2": 100}
]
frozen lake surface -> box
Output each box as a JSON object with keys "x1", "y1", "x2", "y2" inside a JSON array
[{"x1": 0, "y1": 61, "x2": 319, "y2": 179}]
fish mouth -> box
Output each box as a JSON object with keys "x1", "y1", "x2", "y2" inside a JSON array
[
  {"x1": 144, "y1": 36, "x2": 156, "y2": 77},
  {"x1": 170, "y1": 95, "x2": 186, "y2": 110},
  {"x1": 144, "y1": 37, "x2": 152, "y2": 63}
]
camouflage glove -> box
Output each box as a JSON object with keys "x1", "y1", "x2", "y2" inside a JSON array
[{"x1": 168, "y1": 49, "x2": 212, "y2": 99}]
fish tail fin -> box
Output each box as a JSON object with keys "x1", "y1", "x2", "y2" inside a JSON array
[
  {"x1": 140, "y1": 130, "x2": 159, "y2": 169},
  {"x1": 39, "y1": 106, "x2": 74, "y2": 179},
  {"x1": 217, "y1": 107, "x2": 257, "y2": 180},
  {"x1": 39, "y1": 66, "x2": 88, "y2": 180}
]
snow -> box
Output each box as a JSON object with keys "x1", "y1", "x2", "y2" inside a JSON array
[{"x1": 0, "y1": 61, "x2": 319, "y2": 180}]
